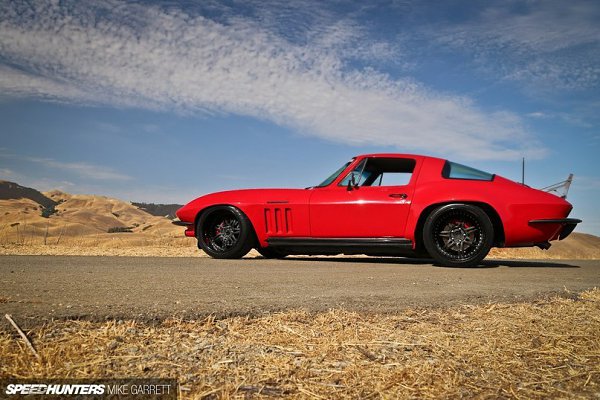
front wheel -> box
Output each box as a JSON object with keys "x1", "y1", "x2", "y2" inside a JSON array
[
  {"x1": 423, "y1": 204, "x2": 494, "y2": 267},
  {"x1": 197, "y1": 206, "x2": 254, "y2": 259}
]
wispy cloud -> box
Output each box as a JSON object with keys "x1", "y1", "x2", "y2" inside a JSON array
[
  {"x1": 526, "y1": 112, "x2": 549, "y2": 119},
  {"x1": 0, "y1": 151, "x2": 132, "y2": 181},
  {"x1": 525, "y1": 110, "x2": 594, "y2": 128},
  {"x1": 0, "y1": 168, "x2": 15, "y2": 178},
  {"x1": 0, "y1": 0, "x2": 545, "y2": 160},
  {"x1": 31, "y1": 158, "x2": 133, "y2": 181},
  {"x1": 428, "y1": 0, "x2": 600, "y2": 91}
]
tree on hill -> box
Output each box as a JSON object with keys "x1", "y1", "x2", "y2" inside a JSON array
[
  {"x1": 0, "y1": 180, "x2": 57, "y2": 209},
  {"x1": 131, "y1": 202, "x2": 182, "y2": 219},
  {"x1": 0, "y1": 180, "x2": 58, "y2": 217}
]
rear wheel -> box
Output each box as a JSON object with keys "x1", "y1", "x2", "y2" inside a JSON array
[
  {"x1": 423, "y1": 204, "x2": 493, "y2": 267},
  {"x1": 197, "y1": 206, "x2": 254, "y2": 259}
]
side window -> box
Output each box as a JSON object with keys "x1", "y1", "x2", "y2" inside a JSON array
[
  {"x1": 442, "y1": 161, "x2": 494, "y2": 181},
  {"x1": 339, "y1": 158, "x2": 416, "y2": 187},
  {"x1": 378, "y1": 171, "x2": 412, "y2": 186}
]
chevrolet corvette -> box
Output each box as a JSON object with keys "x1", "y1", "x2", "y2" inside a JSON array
[{"x1": 175, "y1": 154, "x2": 580, "y2": 267}]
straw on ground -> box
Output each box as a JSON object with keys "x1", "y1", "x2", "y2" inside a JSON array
[{"x1": 1, "y1": 289, "x2": 599, "y2": 399}]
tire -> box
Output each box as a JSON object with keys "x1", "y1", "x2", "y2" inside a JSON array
[
  {"x1": 196, "y1": 206, "x2": 255, "y2": 259},
  {"x1": 256, "y1": 247, "x2": 288, "y2": 259},
  {"x1": 423, "y1": 204, "x2": 493, "y2": 267}
]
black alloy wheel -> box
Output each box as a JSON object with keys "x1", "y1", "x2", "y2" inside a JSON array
[
  {"x1": 423, "y1": 204, "x2": 494, "y2": 267},
  {"x1": 197, "y1": 206, "x2": 254, "y2": 259}
]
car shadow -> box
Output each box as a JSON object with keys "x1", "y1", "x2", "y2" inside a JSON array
[
  {"x1": 254, "y1": 256, "x2": 581, "y2": 269},
  {"x1": 480, "y1": 259, "x2": 580, "y2": 269}
]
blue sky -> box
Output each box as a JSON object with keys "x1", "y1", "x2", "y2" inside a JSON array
[{"x1": 0, "y1": 0, "x2": 599, "y2": 235}]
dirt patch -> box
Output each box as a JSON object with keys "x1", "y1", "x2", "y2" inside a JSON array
[{"x1": 1, "y1": 289, "x2": 599, "y2": 399}]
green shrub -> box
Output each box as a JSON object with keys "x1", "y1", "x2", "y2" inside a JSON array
[
  {"x1": 107, "y1": 226, "x2": 133, "y2": 233},
  {"x1": 41, "y1": 204, "x2": 57, "y2": 218}
]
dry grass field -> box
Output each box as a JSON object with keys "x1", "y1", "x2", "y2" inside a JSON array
[{"x1": 2, "y1": 289, "x2": 599, "y2": 398}]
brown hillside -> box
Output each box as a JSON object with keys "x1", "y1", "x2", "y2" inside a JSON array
[
  {"x1": 0, "y1": 187, "x2": 186, "y2": 247},
  {"x1": 489, "y1": 232, "x2": 600, "y2": 260}
]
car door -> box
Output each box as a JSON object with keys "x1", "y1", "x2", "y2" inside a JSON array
[{"x1": 309, "y1": 157, "x2": 417, "y2": 238}]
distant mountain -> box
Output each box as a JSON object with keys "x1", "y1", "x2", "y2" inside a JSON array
[
  {"x1": 0, "y1": 180, "x2": 56, "y2": 209},
  {"x1": 131, "y1": 202, "x2": 182, "y2": 219},
  {"x1": 0, "y1": 183, "x2": 183, "y2": 245}
]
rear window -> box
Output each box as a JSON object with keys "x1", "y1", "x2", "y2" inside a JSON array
[{"x1": 442, "y1": 161, "x2": 494, "y2": 181}]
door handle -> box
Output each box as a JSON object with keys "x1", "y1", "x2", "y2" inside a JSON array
[{"x1": 389, "y1": 193, "x2": 407, "y2": 199}]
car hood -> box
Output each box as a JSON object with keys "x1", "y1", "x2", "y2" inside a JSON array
[{"x1": 176, "y1": 188, "x2": 310, "y2": 222}]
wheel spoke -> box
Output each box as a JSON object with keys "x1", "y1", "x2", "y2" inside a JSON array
[
  {"x1": 434, "y1": 213, "x2": 484, "y2": 259},
  {"x1": 218, "y1": 234, "x2": 229, "y2": 247},
  {"x1": 204, "y1": 215, "x2": 243, "y2": 253},
  {"x1": 464, "y1": 226, "x2": 478, "y2": 234}
]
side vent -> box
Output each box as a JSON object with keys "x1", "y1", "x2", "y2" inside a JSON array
[{"x1": 264, "y1": 207, "x2": 292, "y2": 234}]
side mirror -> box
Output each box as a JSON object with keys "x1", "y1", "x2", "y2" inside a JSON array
[{"x1": 347, "y1": 173, "x2": 359, "y2": 191}]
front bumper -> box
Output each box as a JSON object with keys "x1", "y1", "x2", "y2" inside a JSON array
[
  {"x1": 171, "y1": 220, "x2": 190, "y2": 226},
  {"x1": 528, "y1": 218, "x2": 582, "y2": 240},
  {"x1": 172, "y1": 220, "x2": 195, "y2": 237}
]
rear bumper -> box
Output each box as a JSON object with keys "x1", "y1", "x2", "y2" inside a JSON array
[{"x1": 528, "y1": 218, "x2": 582, "y2": 240}]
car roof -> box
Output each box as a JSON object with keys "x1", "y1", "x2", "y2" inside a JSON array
[{"x1": 355, "y1": 153, "x2": 444, "y2": 162}]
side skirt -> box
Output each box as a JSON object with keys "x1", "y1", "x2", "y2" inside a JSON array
[{"x1": 266, "y1": 237, "x2": 414, "y2": 256}]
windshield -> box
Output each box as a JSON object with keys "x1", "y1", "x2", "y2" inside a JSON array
[{"x1": 316, "y1": 161, "x2": 351, "y2": 187}]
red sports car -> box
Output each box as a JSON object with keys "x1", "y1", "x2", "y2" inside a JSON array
[{"x1": 175, "y1": 154, "x2": 580, "y2": 266}]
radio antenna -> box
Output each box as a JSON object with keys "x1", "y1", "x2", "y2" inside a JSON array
[{"x1": 521, "y1": 157, "x2": 525, "y2": 185}]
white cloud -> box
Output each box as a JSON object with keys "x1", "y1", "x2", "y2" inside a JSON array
[
  {"x1": 430, "y1": 0, "x2": 600, "y2": 90},
  {"x1": 478, "y1": 1, "x2": 598, "y2": 53},
  {"x1": 0, "y1": 0, "x2": 545, "y2": 160},
  {"x1": 524, "y1": 110, "x2": 594, "y2": 128},
  {"x1": 526, "y1": 112, "x2": 548, "y2": 119}
]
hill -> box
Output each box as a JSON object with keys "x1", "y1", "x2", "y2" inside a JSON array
[
  {"x1": 490, "y1": 232, "x2": 600, "y2": 260},
  {"x1": 0, "y1": 183, "x2": 192, "y2": 251}
]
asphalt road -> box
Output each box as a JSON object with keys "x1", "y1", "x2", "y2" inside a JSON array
[{"x1": 1, "y1": 256, "x2": 599, "y2": 328}]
